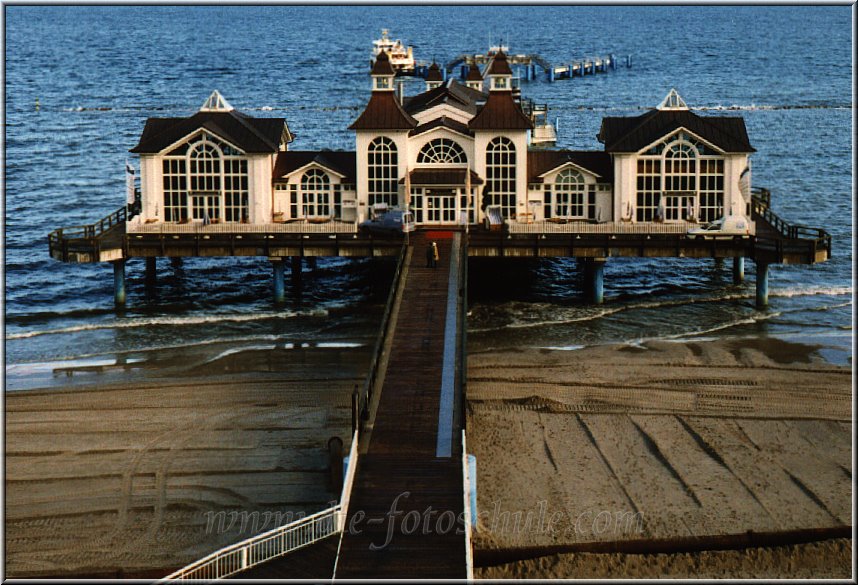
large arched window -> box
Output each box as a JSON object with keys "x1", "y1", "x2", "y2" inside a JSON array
[
  {"x1": 485, "y1": 136, "x2": 516, "y2": 219},
  {"x1": 301, "y1": 169, "x2": 331, "y2": 218},
  {"x1": 367, "y1": 137, "x2": 398, "y2": 207},
  {"x1": 636, "y1": 131, "x2": 725, "y2": 222},
  {"x1": 417, "y1": 138, "x2": 467, "y2": 164},
  {"x1": 554, "y1": 169, "x2": 586, "y2": 218},
  {"x1": 162, "y1": 132, "x2": 248, "y2": 222}
]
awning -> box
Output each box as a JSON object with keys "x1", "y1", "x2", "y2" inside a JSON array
[{"x1": 399, "y1": 168, "x2": 484, "y2": 186}]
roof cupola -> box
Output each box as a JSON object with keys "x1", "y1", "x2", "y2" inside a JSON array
[
  {"x1": 425, "y1": 62, "x2": 444, "y2": 91},
  {"x1": 486, "y1": 50, "x2": 513, "y2": 92},
  {"x1": 465, "y1": 65, "x2": 483, "y2": 92},
  {"x1": 371, "y1": 51, "x2": 396, "y2": 92}
]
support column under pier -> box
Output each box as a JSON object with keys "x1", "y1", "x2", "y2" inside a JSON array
[
  {"x1": 291, "y1": 257, "x2": 302, "y2": 285},
  {"x1": 756, "y1": 261, "x2": 769, "y2": 308},
  {"x1": 733, "y1": 257, "x2": 745, "y2": 285},
  {"x1": 113, "y1": 260, "x2": 126, "y2": 308},
  {"x1": 272, "y1": 259, "x2": 286, "y2": 304},
  {"x1": 582, "y1": 258, "x2": 606, "y2": 305},
  {"x1": 145, "y1": 257, "x2": 157, "y2": 288}
]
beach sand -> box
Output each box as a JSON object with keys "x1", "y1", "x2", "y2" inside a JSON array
[
  {"x1": 4, "y1": 346, "x2": 367, "y2": 578},
  {"x1": 467, "y1": 337, "x2": 852, "y2": 579}
]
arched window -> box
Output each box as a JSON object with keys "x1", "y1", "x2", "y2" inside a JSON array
[
  {"x1": 301, "y1": 169, "x2": 331, "y2": 218},
  {"x1": 554, "y1": 169, "x2": 586, "y2": 218},
  {"x1": 663, "y1": 142, "x2": 697, "y2": 221},
  {"x1": 485, "y1": 136, "x2": 516, "y2": 219},
  {"x1": 162, "y1": 132, "x2": 248, "y2": 223},
  {"x1": 417, "y1": 138, "x2": 467, "y2": 164},
  {"x1": 367, "y1": 137, "x2": 398, "y2": 207},
  {"x1": 189, "y1": 141, "x2": 221, "y2": 221}
]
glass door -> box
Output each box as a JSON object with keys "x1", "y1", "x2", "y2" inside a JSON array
[
  {"x1": 191, "y1": 193, "x2": 221, "y2": 222},
  {"x1": 426, "y1": 189, "x2": 456, "y2": 224},
  {"x1": 664, "y1": 192, "x2": 695, "y2": 222}
]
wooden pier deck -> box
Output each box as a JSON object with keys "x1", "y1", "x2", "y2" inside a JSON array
[{"x1": 334, "y1": 230, "x2": 467, "y2": 578}]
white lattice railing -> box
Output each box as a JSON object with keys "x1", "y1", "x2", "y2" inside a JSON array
[
  {"x1": 128, "y1": 220, "x2": 357, "y2": 235},
  {"x1": 462, "y1": 431, "x2": 474, "y2": 581},
  {"x1": 508, "y1": 220, "x2": 695, "y2": 235},
  {"x1": 160, "y1": 430, "x2": 360, "y2": 582}
]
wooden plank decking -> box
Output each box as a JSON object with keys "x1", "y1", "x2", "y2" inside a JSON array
[{"x1": 334, "y1": 230, "x2": 467, "y2": 579}]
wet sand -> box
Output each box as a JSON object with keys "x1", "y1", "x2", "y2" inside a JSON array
[
  {"x1": 467, "y1": 337, "x2": 852, "y2": 578},
  {"x1": 4, "y1": 346, "x2": 367, "y2": 578}
]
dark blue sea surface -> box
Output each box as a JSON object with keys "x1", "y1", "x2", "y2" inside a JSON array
[{"x1": 4, "y1": 6, "x2": 853, "y2": 388}]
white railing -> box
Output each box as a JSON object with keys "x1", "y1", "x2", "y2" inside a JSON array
[
  {"x1": 462, "y1": 431, "x2": 474, "y2": 581},
  {"x1": 160, "y1": 429, "x2": 360, "y2": 582},
  {"x1": 508, "y1": 220, "x2": 694, "y2": 235},
  {"x1": 128, "y1": 220, "x2": 357, "y2": 235}
]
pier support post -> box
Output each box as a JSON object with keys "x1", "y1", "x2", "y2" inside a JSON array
[
  {"x1": 583, "y1": 258, "x2": 606, "y2": 304},
  {"x1": 170, "y1": 256, "x2": 183, "y2": 269},
  {"x1": 145, "y1": 257, "x2": 157, "y2": 288},
  {"x1": 272, "y1": 259, "x2": 286, "y2": 304},
  {"x1": 755, "y1": 261, "x2": 769, "y2": 308},
  {"x1": 113, "y1": 260, "x2": 126, "y2": 308},
  {"x1": 733, "y1": 257, "x2": 745, "y2": 284},
  {"x1": 291, "y1": 256, "x2": 303, "y2": 285}
]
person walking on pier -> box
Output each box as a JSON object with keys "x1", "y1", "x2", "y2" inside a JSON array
[
  {"x1": 426, "y1": 241, "x2": 435, "y2": 268},
  {"x1": 432, "y1": 241, "x2": 439, "y2": 268}
]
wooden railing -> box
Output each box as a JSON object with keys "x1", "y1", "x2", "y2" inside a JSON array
[
  {"x1": 353, "y1": 244, "x2": 407, "y2": 435},
  {"x1": 127, "y1": 220, "x2": 358, "y2": 234},
  {"x1": 751, "y1": 187, "x2": 831, "y2": 256},
  {"x1": 48, "y1": 204, "x2": 130, "y2": 262}
]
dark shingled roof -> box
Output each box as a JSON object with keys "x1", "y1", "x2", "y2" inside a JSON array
[
  {"x1": 466, "y1": 65, "x2": 483, "y2": 81},
  {"x1": 598, "y1": 108, "x2": 755, "y2": 153},
  {"x1": 403, "y1": 80, "x2": 486, "y2": 118},
  {"x1": 130, "y1": 110, "x2": 286, "y2": 154},
  {"x1": 349, "y1": 91, "x2": 417, "y2": 130},
  {"x1": 371, "y1": 50, "x2": 395, "y2": 76},
  {"x1": 469, "y1": 91, "x2": 533, "y2": 131},
  {"x1": 398, "y1": 168, "x2": 484, "y2": 186},
  {"x1": 409, "y1": 116, "x2": 474, "y2": 137},
  {"x1": 426, "y1": 62, "x2": 443, "y2": 82},
  {"x1": 487, "y1": 50, "x2": 513, "y2": 76},
  {"x1": 527, "y1": 150, "x2": 614, "y2": 183},
  {"x1": 273, "y1": 151, "x2": 356, "y2": 182}
]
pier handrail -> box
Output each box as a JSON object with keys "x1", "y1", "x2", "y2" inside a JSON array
[
  {"x1": 159, "y1": 427, "x2": 360, "y2": 583},
  {"x1": 354, "y1": 243, "x2": 407, "y2": 434},
  {"x1": 751, "y1": 187, "x2": 831, "y2": 254},
  {"x1": 48, "y1": 204, "x2": 131, "y2": 261}
]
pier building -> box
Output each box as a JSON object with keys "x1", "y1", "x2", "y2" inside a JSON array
[{"x1": 49, "y1": 50, "x2": 830, "y2": 310}]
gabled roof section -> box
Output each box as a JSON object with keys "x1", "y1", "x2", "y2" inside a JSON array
[
  {"x1": 371, "y1": 50, "x2": 395, "y2": 76},
  {"x1": 273, "y1": 151, "x2": 356, "y2": 182},
  {"x1": 403, "y1": 79, "x2": 486, "y2": 118},
  {"x1": 349, "y1": 91, "x2": 417, "y2": 130},
  {"x1": 409, "y1": 116, "x2": 474, "y2": 138},
  {"x1": 527, "y1": 150, "x2": 613, "y2": 183},
  {"x1": 468, "y1": 90, "x2": 533, "y2": 131},
  {"x1": 598, "y1": 108, "x2": 755, "y2": 153},
  {"x1": 130, "y1": 108, "x2": 287, "y2": 154}
]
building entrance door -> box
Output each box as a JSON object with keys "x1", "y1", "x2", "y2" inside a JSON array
[
  {"x1": 663, "y1": 192, "x2": 695, "y2": 222},
  {"x1": 191, "y1": 192, "x2": 221, "y2": 222},
  {"x1": 425, "y1": 189, "x2": 456, "y2": 224}
]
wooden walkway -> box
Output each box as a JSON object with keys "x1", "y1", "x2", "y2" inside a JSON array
[{"x1": 334, "y1": 230, "x2": 467, "y2": 579}]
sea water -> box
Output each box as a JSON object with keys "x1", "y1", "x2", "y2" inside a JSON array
[{"x1": 4, "y1": 6, "x2": 853, "y2": 389}]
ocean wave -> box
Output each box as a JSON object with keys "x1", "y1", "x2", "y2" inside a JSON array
[
  {"x1": 625, "y1": 310, "x2": 784, "y2": 347},
  {"x1": 5, "y1": 309, "x2": 329, "y2": 340},
  {"x1": 469, "y1": 285, "x2": 850, "y2": 334}
]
